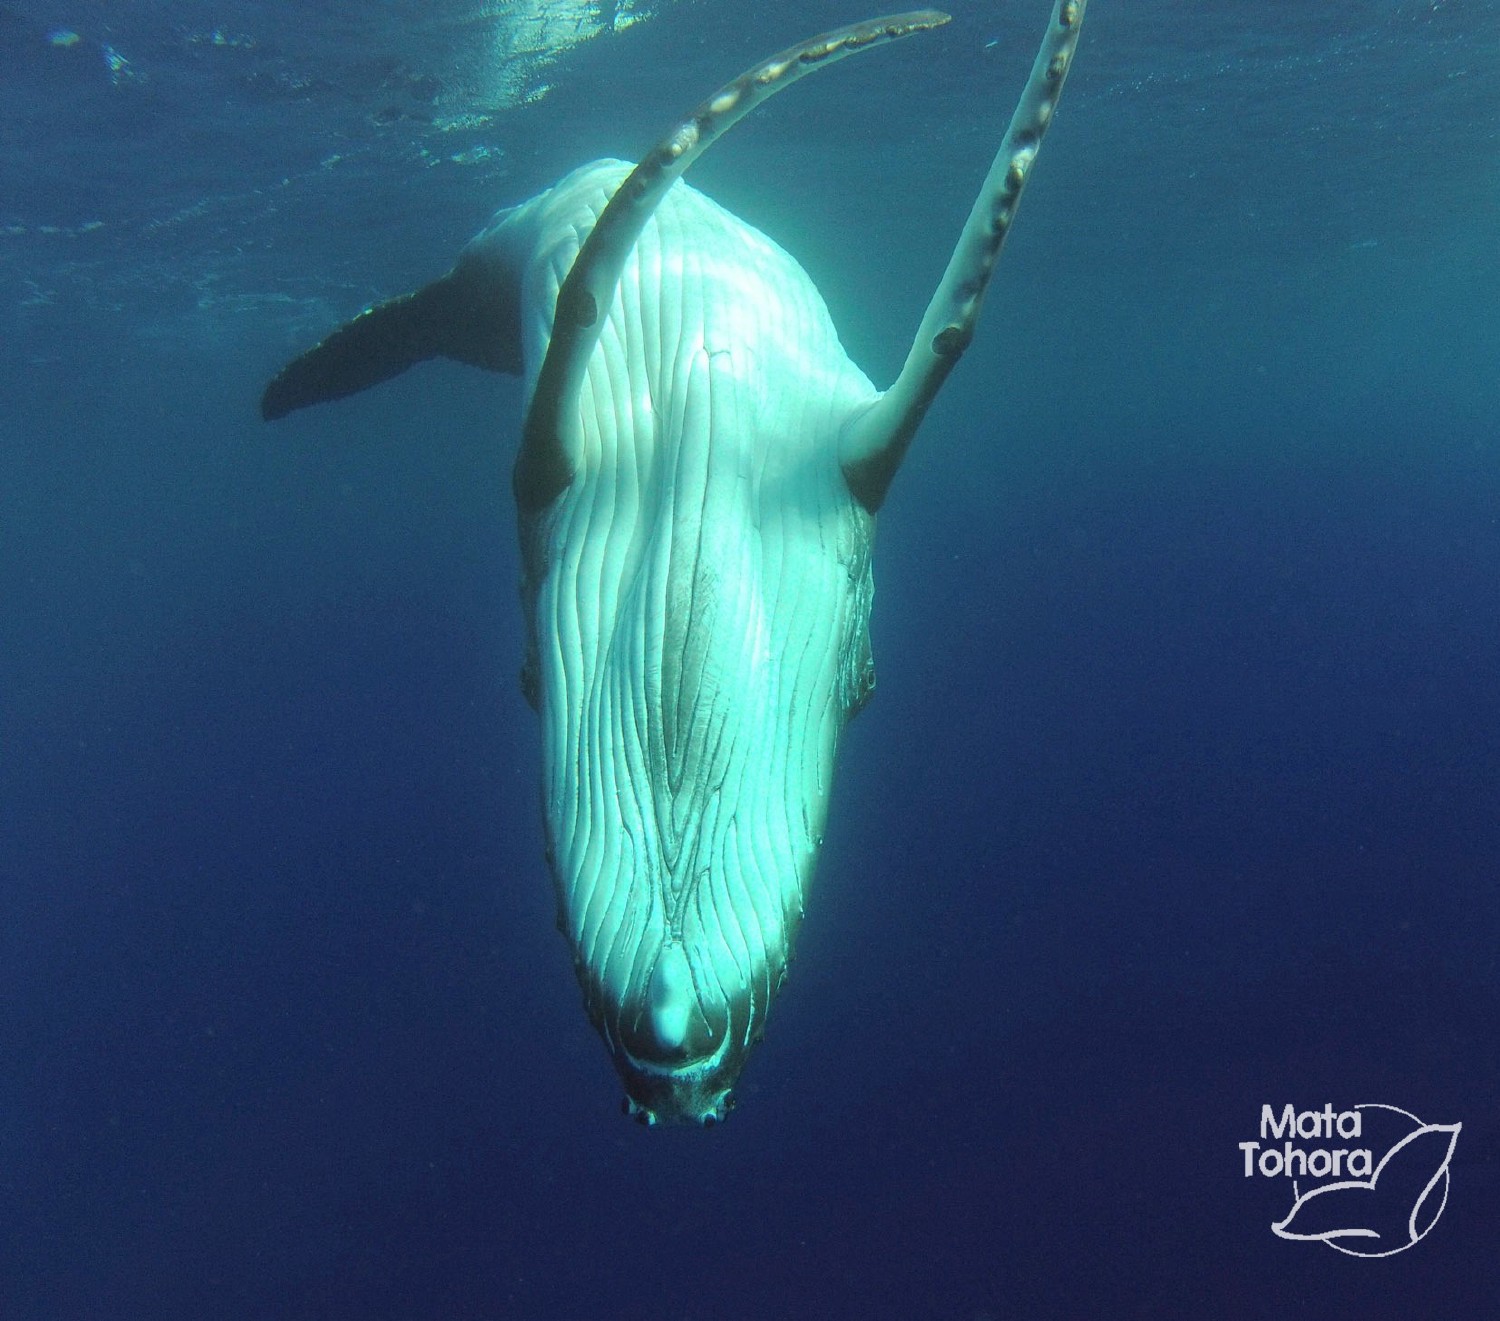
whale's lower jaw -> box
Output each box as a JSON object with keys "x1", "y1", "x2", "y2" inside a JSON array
[
  {"x1": 615, "y1": 1045, "x2": 742, "y2": 1127},
  {"x1": 575, "y1": 948, "x2": 774, "y2": 1125}
]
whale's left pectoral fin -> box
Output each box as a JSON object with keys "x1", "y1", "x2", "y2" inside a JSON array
[
  {"x1": 261, "y1": 260, "x2": 523, "y2": 422},
  {"x1": 841, "y1": 0, "x2": 1087, "y2": 512}
]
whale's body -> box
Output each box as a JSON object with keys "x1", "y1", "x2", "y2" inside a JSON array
[
  {"x1": 494, "y1": 163, "x2": 878, "y2": 1120},
  {"x1": 261, "y1": 5, "x2": 1088, "y2": 1123}
]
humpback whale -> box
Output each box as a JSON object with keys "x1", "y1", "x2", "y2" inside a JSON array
[{"x1": 262, "y1": 4, "x2": 1088, "y2": 1124}]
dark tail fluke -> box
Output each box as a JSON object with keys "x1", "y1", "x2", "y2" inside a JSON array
[{"x1": 261, "y1": 267, "x2": 522, "y2": 421}]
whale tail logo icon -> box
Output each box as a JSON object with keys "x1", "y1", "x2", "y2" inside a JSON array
[{"x1": 1272, "y1": 1107, "x2": 1460, "y2": 1258}]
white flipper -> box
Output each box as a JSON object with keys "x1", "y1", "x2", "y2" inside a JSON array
[{"x1": 841, "y1": 0, "x2": 1088, "y2": 510}]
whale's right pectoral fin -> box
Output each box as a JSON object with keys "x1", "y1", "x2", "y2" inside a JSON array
[{"x1": 261, "y1": 257, "x2": 523, "y2": 422}]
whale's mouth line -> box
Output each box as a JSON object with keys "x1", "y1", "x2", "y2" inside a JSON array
[{"x1": 618, "y1": 1023, "x2": 734, "y2": 1080}]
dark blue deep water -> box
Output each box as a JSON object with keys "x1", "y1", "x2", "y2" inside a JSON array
[{"x1": 4, "y1": 2, "x2": 1498, "y2": 1317}]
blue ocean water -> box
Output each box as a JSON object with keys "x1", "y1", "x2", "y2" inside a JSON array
[{"x1": 3, "y1": 0, "x2": 1497, "y2": 1317}]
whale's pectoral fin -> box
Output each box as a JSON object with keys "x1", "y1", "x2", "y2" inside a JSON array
[
  {"x1": 840, "y1": 0, "x2": 1086, "y2": 512},
  {"x1": 513, "y1": 9, "x2": 952, "y2": 509},
  {"x1": 261, "y1": 260, "x2": 523, "y2": 422}
]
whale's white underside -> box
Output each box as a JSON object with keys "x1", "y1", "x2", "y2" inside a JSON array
[{"x1": 482, "y1": 163, "x2": 878, "y2": 1115}]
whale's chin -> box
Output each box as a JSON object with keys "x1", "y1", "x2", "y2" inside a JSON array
[{"x1": 616, "y1": 1038, "x2": 741, "y2": 1127}]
